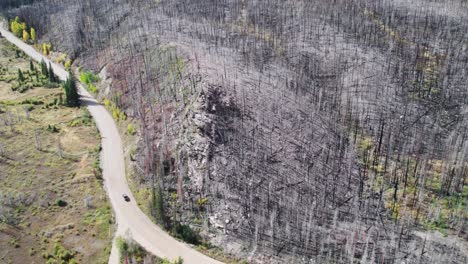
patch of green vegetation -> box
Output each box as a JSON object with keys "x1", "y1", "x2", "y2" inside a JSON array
[
  {"x1": 79, "y1": 71, "x2": 100, "y2": 85},
  {"x1": 195, "y1": 242, "x2": 246, "y2": 264},
  {"x1": 89, "y1": 83, "x2": 98, "y2": 93},
  {"x1": 348, "y1": 117, "x2": 466, "y2": 234},
  {"x1": 158, "y1": 257, "x2": 184, "y2": 264},
  {"x1": 1, "y1": 55, "x2": 61, "y2": 94},
  {"x1": 196, "y1": 197, "x2": 209, "y2": 207},
  {"x1": 47, "y1": 124, "x2": 59, "y2": 133},
  {"x1": 127, "y1": 123, "x2": 136, "y2": 135},
  {"x1": 82, "y1": 206, "x2": 113, "y2": 238},
  {"x1": 171, "y1": 223, "x2": 200, "y2": 245},
  {"x1": 103, "y1": 98, "x2": 127, "y2": 121},
  {"x1": 91, "y1": 143, "x2": 103, "y2": 179},
  {"x1": 42, "y1": 242, "x2": 76, "y2": 264},
  {"x1": 68, "y1": 110, "x2": 93, "y2": 127},
  {"x1": 116, "y1": 236, "x2": 167, "y2": 264},
  {"x1": 55, "y1": 199, "x2": 68, "y2": 207},
  {"x1": 79, "y1": 71, "x2": 100, "y2": 95},
  {"x1": 421, "y1": 193, "x2": 467, "y2": 233},
  {"x1": 357, "y1": 136, "x2": 373, "y2": 152},
  {"x1": 116, "y1": 235, "x2": 186, "y2": 264}
]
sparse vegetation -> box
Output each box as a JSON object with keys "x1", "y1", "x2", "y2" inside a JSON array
[
  {"x1": 103, "y1": 98, "x2": 126, "y2": 121},
  {"x1": 79, "y1": 71, "x2": 100, "y2": 86},
  {"x1": 127, "y1": 123, "x2": 136, "y2": 135},
  {"x1": 0, "y1": 38, "x2": 112, "y2": 264},
  {"x1": 151, "y1": 183, "x2": 166, "y2": 227},
  {"x1": 171, "y1": 223, "x2": 199, "y2": 245},
  {"x1": 42, "y1": 242, "x2": 76, "y2": 263},
  {"x1": 116, "y1": 236, "x2": 168, "y2": 264},
  {"x1": 79, "y1": 70, "x2": 100, "y2": 94}
]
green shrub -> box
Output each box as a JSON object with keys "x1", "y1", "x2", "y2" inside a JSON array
[
  {"x1": 159, "y1": 257, "x2": 184, "y2": 264},
  {"x1": 89, "y1": 84, "x2": 98, "y2": 94},
  {"x1": 24, "y1": 105, "x2": 34, "y2": 111},
  {"x1": 79, "y1": 71, "x2": 100, "y2": 85},
  {"x1": 64, "y1": 60, "x2": 71, "y2": 70},
  {"x1": 172, "y1": 223, "x2": 199, "y2": 245},
  {"x1": 43, "y1": 242, "x2": 75, "y2": 263},
  {"x1": 43, "y1": 82, "x2": 60, "y2": 89},
  {"x1": 21, "y1": 98, "x2": 43, "y2": 105},
  {"x1": 196, "y1": 197, "x2": 209, "y2": 207},
  {"x1": 116, "y1": 236, "x2": 128, "y2": 259},
  {"x1": 116, "y1": 236, "x2": 146, "y2": 263},
  {"x1": 18, "y1": 83, "x2": 32, "y2": 93},
  {"x1": 47, "y1": 124, "x2": 59, "y2": 133},
  {"x1": 127, "y1": 123, "x2": 136, "y2": 135},
  {"x1": 55, "y1": 199, "x2": 67, "y2": 207},
  {"x1": 68, "y1": 111, "x2": 93, "y2": 127}
]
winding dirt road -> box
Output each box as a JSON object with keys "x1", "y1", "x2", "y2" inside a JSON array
[{"x1": 0, "y1": 25, "x2": 222, "y2": 264}]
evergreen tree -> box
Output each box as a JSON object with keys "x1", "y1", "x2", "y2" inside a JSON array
[
  {"x1": 29, "y1": 60, "x2": 34, "y2": 71},
  {"x1": 152, "y1": 182, "x2": 166, "y2": 227},
  {"x1": 48, "y1": 62, "x2": 56, "y2": 83},
  {"x1": 18, "y1": 69, "x2": 24, "y2": 82},
  {"x1": 40, "y1": 59, "x2": 48, "y2": 77},
  {"x1": 62, "y1": 72, "x2": 79, "y2": 107}
]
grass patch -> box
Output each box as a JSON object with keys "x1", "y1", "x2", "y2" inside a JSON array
[
  {"x1": 83, "y1": 206, "x2": 113, "y2": 239},
  {"x1": 79, "y1": 71, "x2": 100, "y2": 95},
  {"x1": 79, "y1": 71, "x2": 100, "y2": 85},
  {"x1": 42, "y1": 242, "x2": 76, "y2": 263}
]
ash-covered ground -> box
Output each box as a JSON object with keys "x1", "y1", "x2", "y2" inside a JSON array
[{"x1": 5, "y1": 0, "x2": 468, "y2": 263}]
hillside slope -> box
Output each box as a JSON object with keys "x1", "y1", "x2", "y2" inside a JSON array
[{"x1": 4, "y1": 0, "x2": 467, "y2": 263}]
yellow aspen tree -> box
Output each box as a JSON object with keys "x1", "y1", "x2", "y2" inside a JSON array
[
  {"x1": 30, "y1": 27, "x2": 36, "y2": 42},
  {"x1": 22, "y1": 30, "x2": 30, "y2": 42}
]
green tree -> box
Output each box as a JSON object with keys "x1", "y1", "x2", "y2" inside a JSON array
[
  {"x1": 152, "y1": 182, "x2": 166, "y2": 227},
  {"x1": 18, "y1": 69, "x2": 24, "y2": 82},
  {"x1": 29, "y1": 60, "x2": 34, "y2": 71},
  {"x1": 48, "y1": 62, "x2": 56, "y2": 83},
  {"x1": 62, "y1": 72, "x2": 80, "y2": 107},
  {"x1": 41, "y1": 59, "x2": 48, "y2": 77},
  {"x1": 30, "y1": 27, "x2": 36, "y2": 42}
]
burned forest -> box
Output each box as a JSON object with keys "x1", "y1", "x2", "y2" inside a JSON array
[{"x1": 3, "y1": 0, "x2": 468, "y2": 263}]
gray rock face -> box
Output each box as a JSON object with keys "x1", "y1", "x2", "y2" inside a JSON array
[{"x1": 6, "y1": 0, "x2": 468, "y2": 263}]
